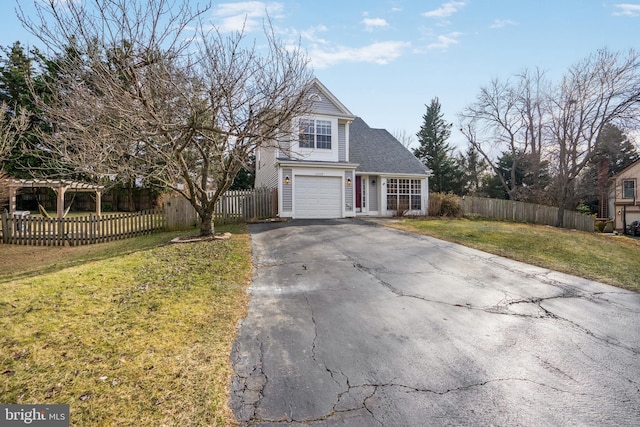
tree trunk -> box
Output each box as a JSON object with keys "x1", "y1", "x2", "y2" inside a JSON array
[
  {"x1": 556, "y1": 199, "x2": 566, "y2": 228},
  {"x1": 556, "y1": 181, "x2": 571, "y2": 227},
  {"x1": 127, "y1": 189, "x2": 136, "y2": 212},
  {"x1": 200, "y1": 210, "x2": 214, "y2": 236}
]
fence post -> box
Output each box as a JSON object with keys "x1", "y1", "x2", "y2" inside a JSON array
[{"x1": 1, "y1": 210, "x2": 10, "y2": 243}]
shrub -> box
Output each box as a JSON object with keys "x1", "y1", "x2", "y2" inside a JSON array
[
  {"x1": 429, "y1": 192, "x2": 461, "y2": 217},
  {"x1": 393, "y1": 198, "x2": 411, "y2": 217},
  {"x1": 576, "y1": 201, "x2": 594, "y2": 215},
  {"x1": 428, "y1": 193, "x2": 442, "y2": 216}
]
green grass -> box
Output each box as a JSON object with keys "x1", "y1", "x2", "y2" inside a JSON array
[
  {"x1": 388, "y1": 217, "x2": 640, "y2": 292},
  {"x1": 4, "y1": 217, "x2": 637, "y2": 425},
  {"x1": 0, "y1": 224, "x2": 251, "y2": 426}
]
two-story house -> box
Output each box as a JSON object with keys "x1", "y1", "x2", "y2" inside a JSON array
[
  {"x1": 611, "y1": 158, "x2": 640, "y2": 232},
  {"x1": 254, "y1": 79, "x2": 431, "y2": 219}
]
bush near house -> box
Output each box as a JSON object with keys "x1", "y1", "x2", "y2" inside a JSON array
[{"x1": 428, "y1": 192, "x2": 462, "y2": 217}]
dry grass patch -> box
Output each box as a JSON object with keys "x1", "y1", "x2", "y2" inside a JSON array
[
  {"x1": 0, "y1": 224, "x2": 251, "y2": 426},
  {"x1": 388, "y1": 218, "x2": 640, "y2": 292}
]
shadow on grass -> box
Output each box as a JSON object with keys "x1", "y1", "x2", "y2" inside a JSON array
[{"x1": 0, "y1": 223, "x2": 248, "y2": 284}]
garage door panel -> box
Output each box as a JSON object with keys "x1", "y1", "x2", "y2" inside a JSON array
[{"x1": 295, "y1": 176, "x2": 342, "y2": 219}]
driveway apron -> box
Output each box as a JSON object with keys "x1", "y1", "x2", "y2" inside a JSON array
[{"x1": 230, "y1": 219, "x2": 640, "y2": 426}]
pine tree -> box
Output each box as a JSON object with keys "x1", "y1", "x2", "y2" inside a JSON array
[
  {"x1": 577, "y1": 123, "x2": 639, "y2": 215},
  {"x1": 0, "y1": 42, "x2": 52, "y2": 177},
  {"x1": 413, "y1": 97, "x2": 462, "y2": 193},
  {"x1": 457, "y1": 145, "x2": 487, "y2": 195}
]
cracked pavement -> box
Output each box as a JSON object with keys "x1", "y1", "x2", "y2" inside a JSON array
[{"x1": 230, "y1": 219, "x2": 640, "y2": 426}]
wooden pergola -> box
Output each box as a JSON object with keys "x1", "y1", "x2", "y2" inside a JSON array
[{"x1": 7, "y1": 179, "x2": 104, "y2": 218}]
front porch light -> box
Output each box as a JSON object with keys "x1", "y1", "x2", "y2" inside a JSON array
[
  {"x1": 284, "y1": 175, "x2": 291, "y2": 184},
  {"x1": 346, "y1": 178, "x2": 352, "y2": 186}
]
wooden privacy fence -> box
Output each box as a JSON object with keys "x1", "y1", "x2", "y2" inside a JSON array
[
  {"x1": 460, "y1": 196, "x2": 595, "y2": 232},
  {"x1": 0, "y1": 209, "x2": 165, "y2": 246},
  {"x1": 164, "y1": 188, "x2": 278, "y2": 229}
]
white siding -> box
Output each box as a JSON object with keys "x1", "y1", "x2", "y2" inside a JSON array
[
  {"x1": 309, "y1": 86, "x2": 346, "y2": 116},
  {"x1": 338, "y1": 123, "x2": 346, "y2": 162},
  {"x1": 282, "y1": 168, "x2": 293, "y2": 212},
  {"x1": 345, "y1": 171, "x2": 354, "y2": 212},
  {"x1": 255, "y1": 145, "x2": 278, "y2": 189}
]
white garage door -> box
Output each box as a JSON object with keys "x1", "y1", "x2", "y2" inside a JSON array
[{"x1": 294, "y1": 176, "x2": 342, "y2": 219}]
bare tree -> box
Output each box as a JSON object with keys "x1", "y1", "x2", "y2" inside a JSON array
[
  {"x1": 459, "y1": 76, "x2": 531, "y2": 200},
  {"x1": 0, "y1": 102, "x2": 29, "y2": 205},
  {"x1": 391, "y1": 129, "x2": 415, "y2": 149},
  {"x1": 1, "y1": 100, "x2": 29, "y2": 164},
  {"x1": 548, "y1": 48, "x2": 640, "y2": 226},
  {"x1": 460, "y1": 52, "x2": 640, "y2": 224},
  {"x1": 19, "y1": 0, "x2": 313, "y2": 235},
  {"x1": 459, "y1": 69, "x2": 552, "y2": 201}
]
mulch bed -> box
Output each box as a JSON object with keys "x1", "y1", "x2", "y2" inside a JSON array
[{"x1": 170, "y1": 232, "x2": 232, "y2": 244}]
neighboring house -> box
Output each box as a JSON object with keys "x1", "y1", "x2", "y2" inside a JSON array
[
  {"x1": 254, "y1": 79, "x2": 431, "y2": 219},
  {"x1": 610, "y1": 159, "x2": 640, "y2": 232}
]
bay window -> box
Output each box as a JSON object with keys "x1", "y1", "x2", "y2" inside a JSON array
[{"x1": 387, "y1": 179, "x2": 422, "y2": 211}]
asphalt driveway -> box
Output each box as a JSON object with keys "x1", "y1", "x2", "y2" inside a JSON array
[{"x1": 230, "y1": 219, "x2": 640, "y2": 426}]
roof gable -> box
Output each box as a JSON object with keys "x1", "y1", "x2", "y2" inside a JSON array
[
  {"x1": 308, "y1": 78, "x2": 355, "y2": 119},
  {"x1": 612, "y1": 158, "x2": 640, "y2": 179},
  {"x1": 349, "y1": 117, "x2": 430, "y2": 176}
]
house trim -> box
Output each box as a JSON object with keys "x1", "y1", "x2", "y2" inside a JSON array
[{"x1": 277, "y1": 159, "x2": 359, "y2": 170}]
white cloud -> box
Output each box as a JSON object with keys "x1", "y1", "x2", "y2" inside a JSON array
[
  {"x1": 300, "y1": 25, "x2": 329, "y2": 45},
  {"x1": 613, "y1": 3, "x2": 640, "y2": 16},
  {"x1": 426, "y1": 32, "x2": 462, "y2": 50},
  {"x1": 422, "y1": 1, "x2": 466, "y2": 18},
  {"x1": 490, "y1": 19, "x2": 516, "y2": 29},
  {"x1": 362, "y1": 18, "x2": 389, "y2": 31},
  {"x1": 309, "y1": 41, "x2": 410, "y2": 69},
  {"x1": 213, "y1": 1, "x2": 284, "y2": 32}
]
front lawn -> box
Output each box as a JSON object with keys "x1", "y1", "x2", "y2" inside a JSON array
[
  {"x1": 388, "y1": 218, "x2": 640, "y2": 292},
  {"x1": 0, "y1": 224, "x2": 251, "y2": 426}
]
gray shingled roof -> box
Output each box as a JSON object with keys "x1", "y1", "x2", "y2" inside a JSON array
[{"x1": 349, "y1": 117, "x2": 431, "y2": 175}]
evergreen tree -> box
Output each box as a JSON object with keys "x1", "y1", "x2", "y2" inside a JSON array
[
  {"x1": 576, "y1": 123, "x2": 639, "y2": 214},
  {"x1": 230, "y1": 155, "x2": 256, "y2": 190},
  {"x1": 413, "y1": 97, "x2": 462, "y2": 193},
  {"x1": 481, "y1": 151, "x2": 551, "y2": 201},
  {"x1": 456, "y1": 145, "x2": 487, "y2": 195},
  {"x1": 0, "y1": 42, "x2": 52, "y2": 177},
  {"x1": 0, "y1": 42, "x2": 35, "y2": 108}
]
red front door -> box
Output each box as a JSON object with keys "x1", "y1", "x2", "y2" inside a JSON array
[{"x1": 355, "y1": 176, "x2": 362, "y2": 210}]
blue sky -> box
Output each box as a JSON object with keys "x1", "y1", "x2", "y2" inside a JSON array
[{"x1": 1, "y1": 1, "x2": 639, "y2": 150}]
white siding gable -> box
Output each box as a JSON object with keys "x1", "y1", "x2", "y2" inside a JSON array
[
  {"x1": 307, "y1": 78, "x2": 355, "y2": 120},
  {"x1": 308, "y1": 87, "x2": 345, "y2": 116}
]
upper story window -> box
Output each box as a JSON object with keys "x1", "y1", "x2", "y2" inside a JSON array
[
  {"x1": 623, "y1": 179, "x2": 636, "y2": 199},
  {"x1": 299, "y1": 119, "x2": 332, "y2": 150}
]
